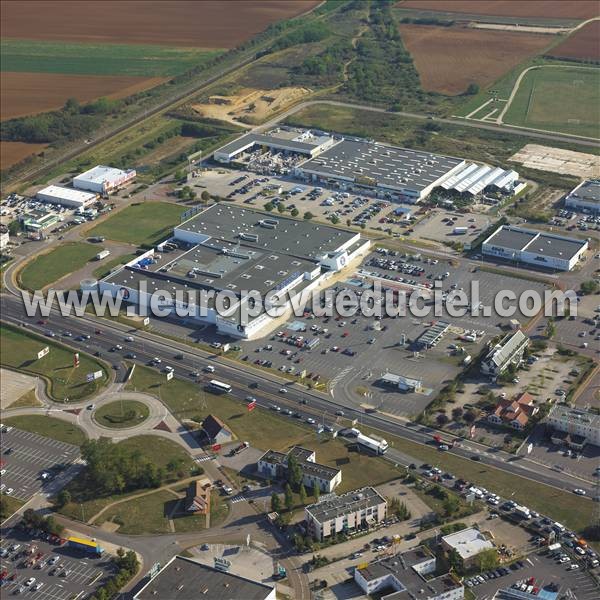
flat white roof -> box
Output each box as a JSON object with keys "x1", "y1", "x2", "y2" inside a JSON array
[
  {"x1": 442, "y1": 527, "x2": 494, "y2": 560},
  {"x1": 37, "y1": 185, "x2": 96, "y2": 202},
  {"x1": 75, "y1": 165, "x2": 132, "y2": 185}
]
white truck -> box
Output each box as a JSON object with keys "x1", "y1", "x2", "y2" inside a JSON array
[
  {"x1": 355, "y1": 431, "x2": 388, "y2": 455},
  {"x1": 95, "y1": 249, "x2": 110, "y2": 261}
]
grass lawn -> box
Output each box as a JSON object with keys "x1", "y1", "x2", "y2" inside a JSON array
[
  {"x1": 18, "y1": 242, "x2": 100, "y2": 290},
  {"x1": 7, "y1": 388, "x2": 42, "y2": 409},
  {"x1": 0, "y1": 324, "x2": 108, "y2": 402},
  {"x1": 99, "y1": 490, "x2": 176, "y2": 535},
  {"x1": 59, "y1": 435, "x2": 198, "y2": 522},
  {"x1": 127, "y1": 366, "x2": 401, "y2": 492},
  {"x1": 503, "y1": 66, "x2": 600, "y2": 138},
  {"x1": 88, "y1": 202, "x2": 183, "y2": 246},
  {"x1": 0, "y1": 494, "x2": 25, "y2": 520},
  {"x1": 2, "y1": 415, "x2": 87, "y2": 446},
  {"x1": 92, "y1": 253, "x2": 137, "y2": 279},
  {"x1": 361, "y1": 424, "x2": 593, "y2": 533},
  {"x1": 94, "y1": 400, "x2": 149, "y2": 429},
  {"x1": 1, "y1": 39, "x2": 224, "y2": 77}
]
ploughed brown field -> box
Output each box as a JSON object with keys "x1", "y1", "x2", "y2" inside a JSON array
[
  {"x1": 1, "y1": 0, "x2": 320, "y2": 48},
  {"x1": 1, "y1": 141, "x2": 49, "y2": 171},
  {"x1": 399, "y1": 1, "x2": 600, "y2": 20},
  {"x1": 547, "y1": 21, "x2": 600, "y2": 61},
  {"x1": 1, "y1": 72, "x2": 167, "y2": 121},
  {"x1": 398, "y1": 25, "x2": 552, "y2": 95}
]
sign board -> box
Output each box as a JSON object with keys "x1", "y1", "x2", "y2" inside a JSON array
[
  {"x1": 299, "y1": 369, "x2": 307, "y2": 379},
  {"x1": 246, "y1": 534, "x2": 251, "y2": 547},
  {"x1": 86, "y1": 370, "x2": 103, "y2": 383},
  {"x1": 526, "y1": 443, "x2": 533, "y2": 455},
  {"x1": 166, "y1": 370, "x2": 174, "y2": 381},
  {"x1": 222, "y1": 343, "x2": 230, "y2": 353},
  {"x1": 73, "y1": 353, "x2": 80, "y2": 368},
  {"x1": 214, "y1": 557, "x2": 231, "y2": 572},
  {"x1": 37, "y1": 347, "x2": 50, "y2": 360},
  {"x1": 247, "y1": 401, "x2": 257, "y2": 412},
  {"x1": 211, "y1": 444, "x2": 221, "y2": 452},
  {"x1": 469, "y1": 424, "x2": 476, "y2": 439},
  {"x1": 143, "y1": 317, "x2": 150, "y2": 326}
]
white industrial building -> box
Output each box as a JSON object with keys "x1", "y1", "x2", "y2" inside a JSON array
[
  {"x1": 441, "y1": 528, "x2": 495, "y2": 568},
  {"x1": 73, "y1": 165, "x2": 136, "y2": 194},
  {"x1": 36, "y1": 185, "x2": 96, "y2": 208},
  {"x1": 481, "y1": 330, "x2": 529, "y2": 378},
  {"x1": 482, "y1": 225, "x2": 588, "y2": 271},
  {"x1": 97, "y1": 204, "x2": 370, "y2": 339},
  {"x1": 547, "y1": 405, "x2": 600, "y2": 450},
  {"x1": 355, "y1": 546, "x2": 463, "y2": 600},
  {"x1": 213, "y1": 128, "x2": 519, "y2": 204},
  {"x1": 305, "y1": 487, "x2": 387, "y2": 541},
  {"x1": 564, "y1": 179, "x2": 600, "y2": 214}
]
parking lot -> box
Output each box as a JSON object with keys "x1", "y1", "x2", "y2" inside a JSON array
[
  {"x1": 0, "y1": 526, "x2": 115, "y2": 600},
  {"x1": 0, "y1": 428, "x2": 80, "y2": 501},
  {"x1": 412, "y1": 209, "x2": 491, "y2": 246},
  {"x1": 470, "y1": 551, "x2": 599, "y2": 600}
]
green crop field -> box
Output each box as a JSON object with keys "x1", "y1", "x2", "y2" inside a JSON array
[
  {"x1": 0, "y1": 324, "x2": 108, "y2": 402},
  {"x1": 89, "y1": 202, "x2": 183, "y2": 246},
  {"x1": 503, "y1": 66, "x2": 600, "y2": 138},
  {"x1": 18, "y1": 242, "x2": 100, "y2": 291},
  {"x1": 1, "y1": 39, "x2": 224, "y2": 77}
]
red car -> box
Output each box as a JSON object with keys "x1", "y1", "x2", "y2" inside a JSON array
[
  {"x1": 37, "y1": 320, "x2": 47, "y2": 325},
  {"x1": 95, "y1": 329, "x2": 102, "y2": 335}
]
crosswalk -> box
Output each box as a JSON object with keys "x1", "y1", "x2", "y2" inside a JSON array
[
  {"x1": 194, "y1": 455, "x2": 213, "y2": 463},
  {"x1": 329, "y1": 365, "x2": 354, "y2": 390},
  {"x1": 229, "y1": 494, "x2": 247, "y2": 504}
]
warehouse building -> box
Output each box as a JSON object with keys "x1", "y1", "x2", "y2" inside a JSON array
[
  {"x1": 257, "y1": 446, "x2": 342, "y2": 493},
  {"x1": 296, "y1": 139, "x2": 466, "y2": 203},
  {"x1": 133, "y1": 556, "x2": 275, "y2": 600},
  {"x1": 98, "y1": 204, "x2": 370, "y2": 338},
  {"x1": 19, "y1": 209, "x2": 60, "y2": 232},
  {"x1": 441, "y1": 527, "x2": 495, "y2": 569},
  {"x1": 564, "y1": 179, "x2": 600, "y2": 214},
  {"x1": 354, "y1": 546, "x2": 463, "y2": 600},
  {"x1": 36, "y1": 185, "x2": 96, "y2": 208},
  {"x1": 213, "y1": 128, "x2": 336, "y2": 163},
  {"x1": 481, "y1": 330, "x2": 529, "y2": 378},
  {"x1": 482, "y1": 225, "x2": 588, "y2": 271},
  {"x1": 73, "y1": 165, "x2": 136, "y2": 194},
  {"x1": 214, "y1": 128, "x2": 519, "y2": 203},
  {"x1": 547, "y1": 405, "x2": 600, "y2": 450},
  {"x1": 305, "y1": 486, "x2": 387, "y2": 541}
]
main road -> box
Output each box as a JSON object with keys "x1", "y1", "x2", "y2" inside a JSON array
[{"x1": 1, "y1": 293, "x2": 596, "y2": 501}]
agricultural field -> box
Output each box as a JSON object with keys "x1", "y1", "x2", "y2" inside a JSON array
[
  {"x1": 88, "y1": 202, "x2": 184, "y2": 246},
  {"x1": 1, "y1": 0, "x2": 320, "y2": 48},
  {"x1": 398, "y1": 1, "x2": 600, "y2": 21},
  {"x1": 503, "y1": 65, "x2": 600, "y2": 137},
  {"x1": 18, "y1": 242, "x2": 101, "y2": 291},
  {"x1": 546, "y1": 20, "x2": 600, "y2": 62},
  {"x1": 398, "y1": 24, "x2": 553, "y2": 95},
  {"x1": 1, "y1": 71, "x2": 167, "y2": 121},
  {"x1": 1, "y1": 39, "x2": 223, "y2": 77},
  {"x1": 0, "y1": 141, "x2": 48, "y2": 170}
]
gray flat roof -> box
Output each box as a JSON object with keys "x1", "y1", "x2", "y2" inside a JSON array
[
  {"x1": 484, "y1": 227, "x2": 537, "y2": 251},
  {"x1": 299, "y1": 139, "x2": 463, "y2": 193},
  {"x1": 134, "y1": 556, "x2": 274, "y2": 600},
  {"x1": 216, "y1": 132, "x2": 326, "y2": 157},
  {"x1": 306, "y1": 487, "x2": 385, "y2": 523},
  {"x1": 259, "y1": 446, "x2": 340, "y2": 481},
  {"x1": 177, "y1": 204, "x2": 357, "y2": 260},
  {"x1": 570, "y1": 180, "x2": 600, "y2": 204},
  {"x1": 484, "y1": 225, "x2": 587, "y2": 260},
  {"x1": 524, "y1": 234, "x2": 587, "y2": 260},
  {"x1": 357, "y1": 548, "x2": 460, "y2": 597}
]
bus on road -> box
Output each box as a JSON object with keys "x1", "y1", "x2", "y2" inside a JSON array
[{"x1": 207, "y1": 380, "x2": 232, "y2": 394}]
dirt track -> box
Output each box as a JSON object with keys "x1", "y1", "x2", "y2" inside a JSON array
[
  {"x1": 398, "y1": 24, "x2": 553, "y2": 95},
  {"x1": 1, "y1": 0, "x2": 320, "y2": 48},
  {"x1": 399, "y1": 0, "x2": 600, "y2": 20}
]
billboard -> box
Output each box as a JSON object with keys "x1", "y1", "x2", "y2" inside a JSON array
[
  {"x1": 86, "y1": 370, "x2": 103, "y2": 382},
  {"x1": 37, "y1": 347, "x2": 50, "y2": 360},
  {"x1": 166, "y1": 370, "x2": 174, "y2": 381}
]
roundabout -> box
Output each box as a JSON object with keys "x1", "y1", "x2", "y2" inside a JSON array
[{"x1": 93, "y1": 399, "x2": 150, "y2": 429}]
